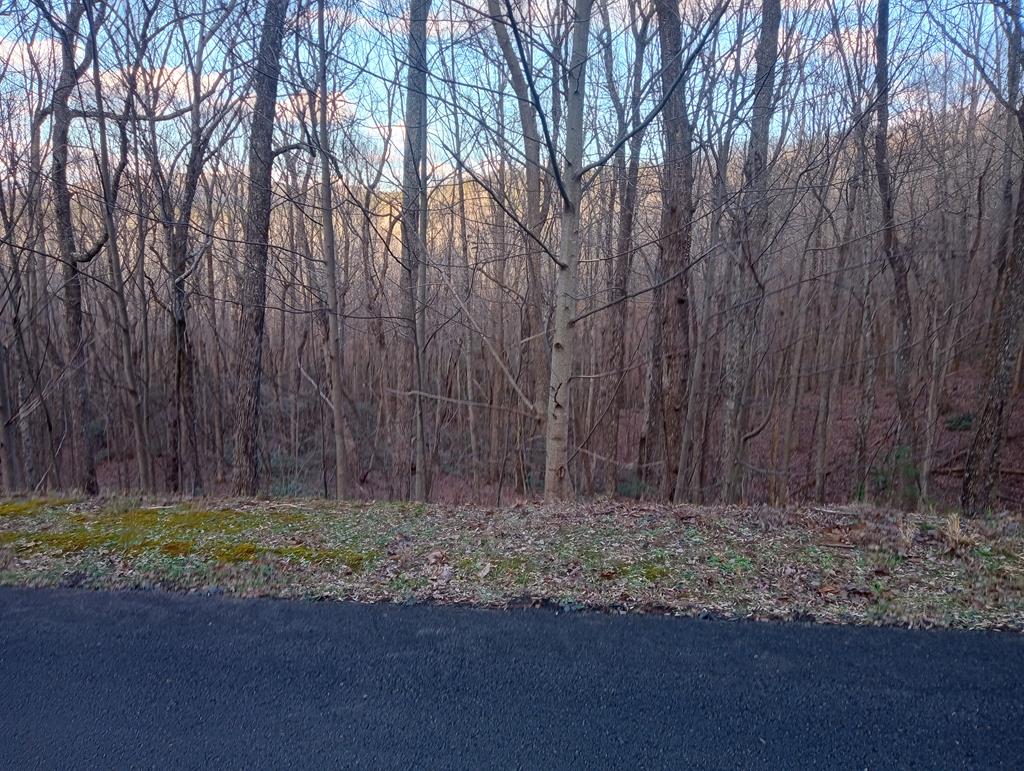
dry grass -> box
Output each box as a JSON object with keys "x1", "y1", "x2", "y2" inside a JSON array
[{"x1": 0, "y1": 497, "x2": 1021, "y2": 630}]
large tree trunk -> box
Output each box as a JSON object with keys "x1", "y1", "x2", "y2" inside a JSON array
[
  {"x1": 46, "y1": 1, "x2": 99, "y2": 494},
  {"x1": 654, "y1": 0, "x2": 696, "y2": 501},
  {"x1": 400, "y1": 0, "x2": 431, "y2": 500},
  {"x1": 543, "y1": 0, "x2": 594, "y2": 500},
  {"x1": 231, "y1": 0, "x2": 289, "y2": 495},
  {"x1": 873, "y1": 0, "x2": 920, "y2": 510}
]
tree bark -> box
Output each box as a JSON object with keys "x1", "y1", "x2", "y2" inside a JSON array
[
  {"x1": 654, "y1": 0, "x2": 696, "y2": 501},
  {"x1": 963, "y1": 117, "x2": 1024, "y2": 514},
  {"x1": 86, "y1": 4, "x2": 153, "y2": 492},
  {"x1": 45, "y1": 0, "x2": 100, "y2": 494},
  {"x1": 0, "y1": 343, "x2": 23, "y2": 492},
  {"x1": 488, "y1": 0, "x2": 547, "y2": 464},
  {"x1": 318, "y1": 0, "x2": 351, "y2": 499},
  {"x1": 400, "y1": 0, "x2": 432, "y2": 500},
  {"x1": 232, "y1": 0, "x2": 289, "y2": 495},
  {"x1": 543, "y1": 0, "x2": 594, "y2": 500},
  {"x1": 874, "y1": 0, "x2": 920, "y2": 510}
]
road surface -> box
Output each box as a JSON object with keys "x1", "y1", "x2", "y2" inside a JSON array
[{"x1": 1, "y1": 587, "x2": 1021, "y2": 768}]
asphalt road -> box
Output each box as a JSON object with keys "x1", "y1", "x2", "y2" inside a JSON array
[{"x1": 1, "y1": 587, "x2": 1022, "y2": 769}]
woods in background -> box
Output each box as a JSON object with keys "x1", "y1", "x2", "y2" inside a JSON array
[{"x1": 0, "y1": 0, "x2": 1022, "y2": 513}]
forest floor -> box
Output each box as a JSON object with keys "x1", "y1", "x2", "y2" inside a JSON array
[{"x1": 0, "y1": 497, "x2": 1021, "y2": 631}]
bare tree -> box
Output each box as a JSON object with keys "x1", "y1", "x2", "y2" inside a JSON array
[
  {"x1": 543, "y1": 0, "x2": 595, "y2": 500},
  {"x1": 873, "y1": 0, "x2": 919, "y2": 510},
  {"x1": 962, "y1": 0, "x2": 1024, "y2": 515},
  {"x1": 398, "y1": 0, "x2": 433, "y2": 500},
  {"x1": 35, "y1": 0, "x2": 102, "y2": 494},
  {"x1": 0, "y1": 0, "x2": 1020, "y2": 511},
  {"x1": 720, "y1": 0, "x2": 782, "y2": 503},
  {"x1": 232, "y1": 0, "x2": 290, "y2": 494},
  {"x1": 653, "y1": 0, "x2": 696, "y2": 500},
  {"x1": 316, "y1": 0, "x2": 352, "y2": 498}
]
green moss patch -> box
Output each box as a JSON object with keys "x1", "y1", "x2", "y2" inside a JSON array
[
  {"x1": 0, "y1": 498, "x2": 75, "y2": 518},
  {"x1": 159, "y1": 540, "x2": 194, "y2": 557},
  {"x1": 211, "y1": 542, "x2": 262, "y2": 563}
]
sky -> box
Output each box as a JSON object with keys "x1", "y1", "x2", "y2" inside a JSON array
[{"x1": 0, "y1": 0, "x2": 1009, "y2": 196}]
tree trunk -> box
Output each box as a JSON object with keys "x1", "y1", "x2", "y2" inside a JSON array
[
  {"x1": 86, "y1": 7, "x2": 153, "y2": 492},
  {"x1": 318, "y1": 0, "x2": 351, "y2": 499},
  {"x1": 400, "y1": 0, "x2": 431, "y2": 500},
  {"x1": 0, "y1": 344, "x2": 24, "y2": 492},
  {"x1": 231, "y1": 0, "x2": 289, "y2": 495},
  {"x1": 543, "y1": 0, "x2": 594, "y2": 500},
  {"x1": 655, "y1": 0, "x2": 696, "y2": 501},
  {"x1": 604, "y1": 140, "x2": 641, "y2": 494},
  {"x1": 874, "y1": 0, "x2": 920, "y2": 510},
  {"x1": 487, "y1": 0, "x2": 548, "y2": 472},
  {"x1": 962, "y1": 115, "x2": 1024, "y2": 515},
  {"x1": 47, "y1": 1, "x2": 99, "y2": 494}
]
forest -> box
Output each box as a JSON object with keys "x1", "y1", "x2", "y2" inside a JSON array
[{"x1": 0, "y1": 0, "x2": 1022, "y2": 514}]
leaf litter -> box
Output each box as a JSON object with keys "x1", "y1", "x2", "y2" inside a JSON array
[{"x1": 0, "y1": 497, "x2": 1020, "y2": 631}]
